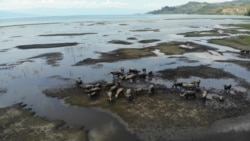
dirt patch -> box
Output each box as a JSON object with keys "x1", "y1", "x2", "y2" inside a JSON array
[
  {"x1": 29, "y1": 52, "x2": 63, "y2": 66},
  {"x1": 0, "y1": 103, "x2": 88, "y2": 141},
  {"x1": 16, "y1": 42, "x2": 78, "y2": 50},
  {"x1": 39, "y1": 33, "x2": 97, "y2": 36},
  {"x1": 74, "y1": 41, "x2": 216, "y2": 65}
]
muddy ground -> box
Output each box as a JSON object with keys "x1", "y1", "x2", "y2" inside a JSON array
[
  {"x1": 43, "y1": 64, "x2": 250, "y2": 141},
  {"x1": 0, "y1": 103, "x2": 88, "y2": 141}
]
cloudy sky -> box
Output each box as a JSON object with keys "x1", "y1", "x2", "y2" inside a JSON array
[{"x1": 0, "y1": 0, "x2": 233, "y2": 15}]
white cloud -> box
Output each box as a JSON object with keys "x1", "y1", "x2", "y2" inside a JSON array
[{"x1": 0, "y1": 0, "x2": 128, "y2": 10}]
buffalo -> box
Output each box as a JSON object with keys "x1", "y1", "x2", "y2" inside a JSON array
[
  {"x1": 191, "y1": 79, "x2": 200, "y2": 87},
  {"x1": 134, "y1": 88, "x2": 143, "y2": 96},
  {"x1": 148, "y1": 84, "x2": 155, "y2": 95},
  {"x1": 180, "y1": 91, "x2": 196, "y2": 99},
  {"x1": 212, "y1": 95, "x2": 224, "y2": 102},
  {"x1": 115, "y1": 88, "x2": 124, "y2": 98},
  {"x1": 107, "y1": 91, "x2": 115, "y2": 103},
  {"x1": 129, "y1": 68, "x2": 140, "y2": 74},
  {"x1": 201, "y1": 90, "x2": 207, "y2": 100},
  {"x1": 172, "y1": 81, "x2": 183, "y2": 88},
  {"x1": 75, "y1": 77, "x2": 83, "y2": 88},
  {"x1": 125, "y1": 89, "x2": 133, "y2": 101},
  {"x1": 182, "y1": 83, "x2": 196, "y2": 90},
  {"x1": 224, "y1": 84, "x2": 231, "y2": 93}
]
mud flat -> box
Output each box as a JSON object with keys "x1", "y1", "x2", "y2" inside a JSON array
[
  {"x1": 130, "y1": 28, "x2": 160, "y2": 32},
  {"x1": 74, "y1": 41, "x2": 216, "y2": 65},
  {"x1": 39, "y1": 33, "x2": 97, "y2": 36},
  {"x1": 43, "y1": 77, "x2": 250, "y2": 141},
  {"x1": 0, "y1": 103, "x2": 88, "y2": 141},
  {"x1": 16, "y1": 42, "x2": 78, "y2": 50},
  {"x1": 108, "y1": 40, "x2": 133, "y2": 45},
  {"x1": 138, "y1": 39, "x2": 160, "y2": 43},
  {"x1": 157, "y1": 65, "x2": 236, "y2": 80}
]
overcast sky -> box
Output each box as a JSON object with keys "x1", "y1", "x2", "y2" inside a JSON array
[{"x1": 0, "y1": 0, "x2": 234, "y2": 15}]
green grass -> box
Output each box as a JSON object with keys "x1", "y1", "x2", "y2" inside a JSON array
[
  {"x1": 154, "y1": 43, "x2": 185, "y2": 54},
  {"x1": 210, "y1": 36, "x2": 250, "y2": 50},
  {"x1": 235, "y1": 24, "x2": 250, "y2": 30}
]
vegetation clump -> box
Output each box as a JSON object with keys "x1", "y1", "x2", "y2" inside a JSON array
[{"x1": 0, "y1": 104, "x2": 87, "y2": 141}]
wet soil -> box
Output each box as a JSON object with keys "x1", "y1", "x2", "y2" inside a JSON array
[
  {"x1": 157, "y1": 65, "x2": 237, "y2": 80},
  {"x1": 44, "y1": 59, "x2": 250, "y2": 141},
  {"x1": 0, "y1": 103, "x2": 88, "y2": 141},
  {"x1": 43, "y1": 73, "x2": 250, "y2": 141},
  {"x1": 16, "y1": 42, "x2": 78, "y2": 50}
]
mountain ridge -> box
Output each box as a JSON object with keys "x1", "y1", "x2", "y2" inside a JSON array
[{"x1": 148, "y1": 0, "x2": 250, "y2": 15}]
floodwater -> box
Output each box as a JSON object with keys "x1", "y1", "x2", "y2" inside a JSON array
[{"x1": 0, "y1": 14, "x2": 250, "y2": 141}]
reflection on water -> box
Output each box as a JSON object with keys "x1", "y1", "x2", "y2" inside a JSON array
[{"x1": 0, "y1": 15, "x2": 250, "y2": 141}]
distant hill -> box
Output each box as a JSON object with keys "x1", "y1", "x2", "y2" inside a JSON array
[{"x1": 148, "y1": 0, "x2": 250, "y2": 15}]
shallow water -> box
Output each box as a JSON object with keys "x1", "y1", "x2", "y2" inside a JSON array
[{"x1": 0, "y1": 14, "x2": 250, "y2": 141}]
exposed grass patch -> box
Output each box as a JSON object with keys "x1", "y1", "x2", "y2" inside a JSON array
[
  {"x1": 154, "y1": 42, "x2": 185, "y2": 54},
  {"x1": 179, "y1": 30, "x2": 228, "y2": 37},
  {"x1": 74, "y1": 41, "x2": 216, "y2": 65},
  {"x1": 229, "y1": 23, "x2": 250, "y2": 30},
  {"x1": 209, "y1": 36, "x2": 250, "y2": 50}
]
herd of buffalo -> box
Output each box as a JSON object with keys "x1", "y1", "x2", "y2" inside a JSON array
[{"x1": 75, "y1": 67, "x2": 231, "y2": 103}]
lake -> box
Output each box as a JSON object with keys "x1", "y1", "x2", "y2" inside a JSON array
[{"x1": 0, "y1": 14, "x2": 250, "y2": 141}]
